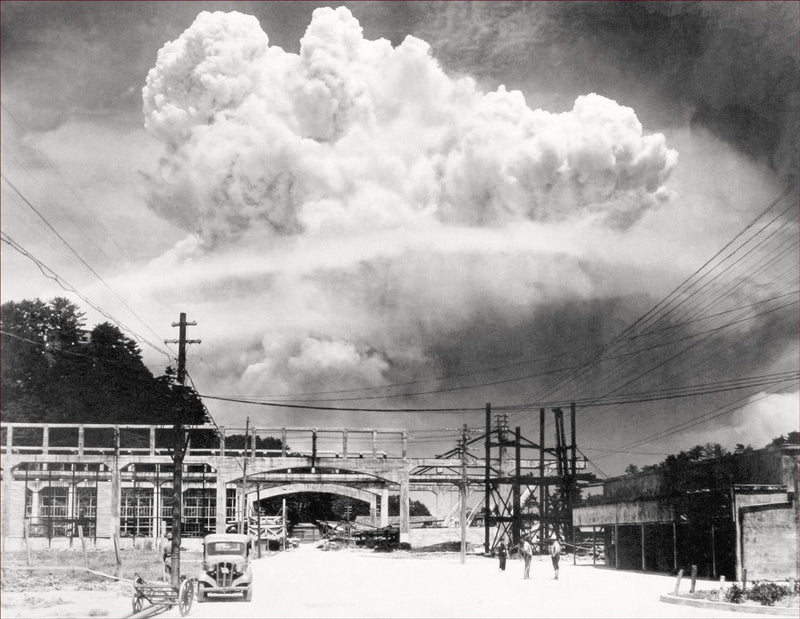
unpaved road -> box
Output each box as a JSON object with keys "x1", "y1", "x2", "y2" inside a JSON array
[{"x1": 159, "y1": 545, "x2": 773, "y2": 618}]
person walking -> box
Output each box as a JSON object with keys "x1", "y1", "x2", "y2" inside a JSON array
[
  {"x1": 497, "y1": 541, "x2": 507, "y2": 571},
  {"x1": 521, "y1": 536, "x2": 533, "y2": 579},
  {"x1": 550, "y1": 537, "x2": 562, "y2": 580}
]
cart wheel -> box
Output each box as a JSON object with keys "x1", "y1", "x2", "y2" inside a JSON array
[
  {"x1": 132, "y1": 594, "x2": 143, "y2": 614},
  {"x1": 178, "y1": 578, "x2": 194, "y2": 617}
]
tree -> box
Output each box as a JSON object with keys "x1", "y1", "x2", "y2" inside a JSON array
[
  {"x1": 388, "y1": 495, "x2": 431, "y2": 517},
  {"x1": 624, "y1": 464, "x2": 639, "y2": 476},
  {"x1": 769, "y1": 431, "x2": 800, "y2": 447},
  {"x1": 1, "y1": 297, "x2": 208, "y2": 428}
]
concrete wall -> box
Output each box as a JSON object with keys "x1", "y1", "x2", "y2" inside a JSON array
[
  {"x1": 573, "y1": 500, "x2": 673, "y2": 526},
  {"x1": 408, "y1": 526, "x2": 490, "y2": 550},
  {"x1": 735, "y1": 489, "x2": 799, "y2": 581}
]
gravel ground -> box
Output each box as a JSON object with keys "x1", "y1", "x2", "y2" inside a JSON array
[{"x1": 165, "y1": 545, "x2": 780, "y2": 618}]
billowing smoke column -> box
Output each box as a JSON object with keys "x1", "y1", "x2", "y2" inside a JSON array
[
  {"x1": 142, "y1": 8, "x2": 678, "y2": 398},
  {"x1": 143, "y1": 8, "x2": 676, "y2": 243}
]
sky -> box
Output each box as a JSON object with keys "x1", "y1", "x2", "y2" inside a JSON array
[{"x1": 1, "y1": 1, "x2": 799, "y2": 478}]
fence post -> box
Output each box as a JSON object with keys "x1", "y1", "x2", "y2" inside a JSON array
[
  {"x1": 113, "y1": 531, "x2": 122, "y2": 579},
  {"x1": 690, "y1": 564, "x2": 698, "y2": 593},
  {"x1": 673, "y1": 568, "x2": 684, "y2": 595},
  {"x1": 78, "y1": 525, "x2": 88, "y2": 568},
  {"x1": 23, "y1": 520, "x2": 31, "y2": 566}
]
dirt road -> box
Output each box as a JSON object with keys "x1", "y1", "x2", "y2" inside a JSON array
[{"x1": 162, "y1": 545, "x2": 770, "y2": 618}]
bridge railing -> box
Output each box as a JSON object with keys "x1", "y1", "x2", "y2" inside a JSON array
[{"x1": 1, "y1": 423, "x2": 409, "y2": 459}]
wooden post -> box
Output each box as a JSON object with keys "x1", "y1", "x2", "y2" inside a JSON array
[
  {"x1": 711, "y1": 523, "x2": 717, "y2": 578},
  {"x1": 282, "y1": 498, "x2": 287, "y2": 552},
  {"x1": 343, "y1": 430, "x2": 348, "y2": 458},
  {"x1": 573, "y1": 524, "x2": 577, "y2": 565},
  {"x1": 718, "y1": 575, "x2": 726, "y2": 602},
  {"x1": 592, "y1": 526, "x2": 596, "y2": 566},
  {"x1": 113, "y1": 531, "x2": 122, "y2": 579},
  {"x1": 539, "y1": 408, "x2": 546, "y2": 553},
  {"x1": 484, "y1": 403, "x2": 491, "y2": 555},
  {"x1": 281, "y1": 428, "x2": 287, "y2": 457},
  {"x1": 256, "y1": 483, "x2": 262, "y2": 559},
  {"x1": 460, "y1": 424, "x2": 467, "y2": 565},
  {"x1": 672, "y1": 521, "x2": 678, "y2": 571},
  {"x1": 513, "y1": 426, "x2": 521, "y2": 546},
  {"x1": 690, "y1": 564, "x2": 698, "y2": 593},
  {"x1": 742, "y1": 568, "x2": 747, "y2": 591},
  {"x1": 641, "y1": 524, "x2": 646, "y2": 571},
  {"x1": 614, "y1": 524, "x2": 620, "y2": 569},
  {"x1": 673, "y1": 568, "x2": 684, "y2": 595},
  {"x1": 78, "y1": 525, "x2": 88, "y2": 567},
  {"x1": 23, "y1": 520, "x2": 31, "y2": 566}
]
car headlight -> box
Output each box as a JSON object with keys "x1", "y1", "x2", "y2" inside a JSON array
[{"x1": 234, "y1": 562, "x2": 246, "y2": 573}]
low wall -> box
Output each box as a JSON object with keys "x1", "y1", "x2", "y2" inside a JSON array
[{"x1": 408, "y1": 526, "x2": 492, "y2": 550}]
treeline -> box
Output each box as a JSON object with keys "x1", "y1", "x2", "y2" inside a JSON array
[{"x1": 1, "y1": 297, "x2": 208, "y2": 429}]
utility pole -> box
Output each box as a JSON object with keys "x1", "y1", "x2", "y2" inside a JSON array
[
  {"x1": 460, "y1": 423, "x2": 468, "y2": 565},
  {"x1": 164, "y1": 312, "x2": 200, "y2": 586},
  {"x1": 240, "y1": 417, "x2": 249, "y2": 535}
]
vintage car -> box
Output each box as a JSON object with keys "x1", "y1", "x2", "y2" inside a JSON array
[{"x1": 196, "y1": 533, "x2": 253, "y2": 602}]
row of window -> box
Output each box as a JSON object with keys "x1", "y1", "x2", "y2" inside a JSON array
[{"x1": 24, "y1": 486, "x2": 240, "y2": 537}]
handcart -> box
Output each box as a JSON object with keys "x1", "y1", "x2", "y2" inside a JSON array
[{"x1": 132, "y1": 573, "x2": 194, "y2": 616}]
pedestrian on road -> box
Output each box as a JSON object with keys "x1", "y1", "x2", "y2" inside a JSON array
[
  {"x1": 521, "y1": 537, "x2": 533, "y2": 579},
  {"x1": 497, "y1": 542, "x2": 507, "y2": 571},
  {"x1": 550, "y1": 538, "x2": 561, "y2": 580}
]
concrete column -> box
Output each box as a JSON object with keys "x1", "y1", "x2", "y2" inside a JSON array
[
  {"x1": 219, "y1": 428, "x2": 226, "y2": 457},
  {"x1": 380, "y1": 488, "x2": 389, "y2": 528},
  {"x1": 2, "y1": 463, "x2": 13, "y2": 551},
  {"x1": 149, "y1": 428, "x2": 156, "y2": 456},
  {"x1": 342, "y1": 430, "x2": 348, "y2": 458},
  {"x1": 402, "y1": 431, "x2": 407, "y2": 458},
  {"x1": 369, "y1": 494, "x2": 377, "y2": 527},
  {"x1": 42, "y1": 427, "x2": 49, "y2": 455},
  {"x1": 281, "y1": 429, "x2": 287, "y2": 457},
  {"x1": 399, "y1": 468, "x2": 410, "y2": 544},
  {"x1": 110, "y1": 459, "x2": 120, "y2": 541},
  {"x1": 614, "y1": 524, "x2": 620, "y2": 569},
  {"x1": 372, "y1": 431, "x2": 377, "y2": 458},
  {"x1": 215, "y1": 474, "x2": 228, "y2": 533},
  {"x1": 6, "y1": 426, "x2": 12, "y2": 451}
]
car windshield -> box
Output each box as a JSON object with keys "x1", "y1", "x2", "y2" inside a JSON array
[{"x1": 206, "y1": 541, "x2": 245, "y2": 556}]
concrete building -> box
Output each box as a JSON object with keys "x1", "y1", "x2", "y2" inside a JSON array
[{"x1": 573, "y1": 444, "x2": 799, "y2": 581}]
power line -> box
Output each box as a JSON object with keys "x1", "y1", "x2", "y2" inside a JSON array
[
  {"x1": 1, "y1": 102, "x2": 132, "y2": 260},
  {"x1": 1, "y1": 173, "x2": 176, "y2": 361},
  {"x1": 1, "y1": 232, "x2": 173, "y2": 361}
]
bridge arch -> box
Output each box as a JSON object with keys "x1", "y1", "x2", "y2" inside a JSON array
[
  {"x1": 253, "y1": 483, "x2": 379, "y2": 503},
  {"x1": 251, "y1": 483, "x2": 383, "y2": 527}
]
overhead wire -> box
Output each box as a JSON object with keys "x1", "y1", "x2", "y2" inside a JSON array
[{"x1": 1, "y1": 231, "x2": 174, "y2": 362}]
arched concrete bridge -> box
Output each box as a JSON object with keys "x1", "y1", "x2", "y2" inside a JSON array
[{"x1": 1, "y1": 423, "x2": 486, "y2": 546}]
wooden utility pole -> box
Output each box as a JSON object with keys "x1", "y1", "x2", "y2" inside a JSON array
[
  {"x1": 460, "y1": 423, "x2": 468, "y2": 565},
  {"x1": 164, "y1": 312, "x2": 200, "y2": 586},
  {"x1": 240, "y1": 417, "x2": 250, "y2": 535}
]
